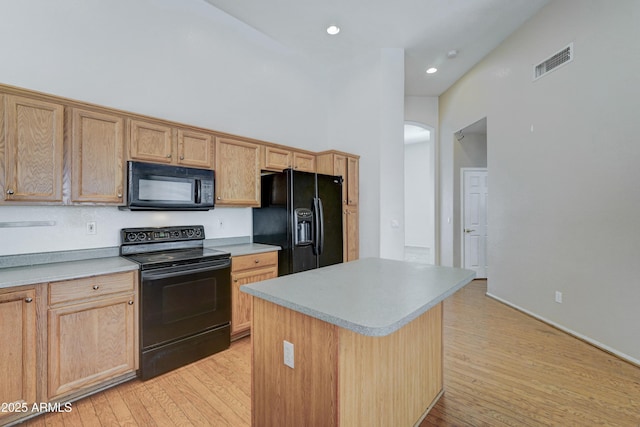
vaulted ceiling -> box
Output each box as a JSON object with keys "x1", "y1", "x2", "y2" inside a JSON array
[{"x1": 203, "y1": 0, "x2": 549, "y2": 96}]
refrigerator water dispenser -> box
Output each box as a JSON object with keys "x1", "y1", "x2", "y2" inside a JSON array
[{"x1": 294, "y1": 208, "x2": 313, "y2": 246}]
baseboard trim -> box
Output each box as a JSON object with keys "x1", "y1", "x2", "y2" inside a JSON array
[{"x1": 486, "y1": 292, "x2": 640, "y2": 368}]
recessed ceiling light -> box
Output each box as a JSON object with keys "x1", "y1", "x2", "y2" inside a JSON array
[
  {"x1": 326, "y1": 25, "x2": 340, "y2": 35},
  {"x1": 426, "y1": 67, "x2": 437, "y2": 74}
]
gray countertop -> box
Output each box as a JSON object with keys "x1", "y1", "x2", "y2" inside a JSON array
[
  {"x1": 0, "y1": 242, "x2": 280, "y2": 289},
  {"x1": 206, "y1": 243, "x2": 280, "y2": 257},
  {"x1": 0, "y1": 257, "x2": 139, "y2": 289},
  {"x1": 241, "y1": 257, "x2": 475, "y2": 337}
]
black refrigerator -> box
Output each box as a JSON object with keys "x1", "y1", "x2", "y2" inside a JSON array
[{"x1": 253, "y1": 169, "x2": 343, "y2": 276}]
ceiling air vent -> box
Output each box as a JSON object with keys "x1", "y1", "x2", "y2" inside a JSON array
[{"x1": 533, "y1": 43, "x2": 573, "y2": 80}]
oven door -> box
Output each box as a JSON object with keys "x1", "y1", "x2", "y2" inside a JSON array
[{"x1": 140, "y1": 259, "x2": 230, "y2": 349}]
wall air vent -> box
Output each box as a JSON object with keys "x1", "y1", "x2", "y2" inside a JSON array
[{"x1": 533, "y1": 43, "x2": 573, "y2": 80}]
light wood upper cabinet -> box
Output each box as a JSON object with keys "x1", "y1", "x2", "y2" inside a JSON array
[
  {"x1": 293, "y1": 151, "x2": 316, "y2": 172},
  {"x1": 0, "y1": 288, "x2": 37, "y2": 413},
  {"x1": 3, "y1": 95, "x2": 64, "y2": 202},
  {"x1": 129, "y1": 119, "x2": 214, "y2": 169},
  {"x1": 47, "y1": 271, "x2": 138, "y2": 399},
  {"x1": 262, "y1": 146, "x2": 315, "y2": 173},
  {"x1": 215, "y1": 137, "x2": 260, "y2": 206},
  {"x1": 346, "y1": 156, "x2": 359, "y2": 206},
  {"x1": 317, "y1": 151, "x2": 358, "y2": 206},
  {"x1": 177, "y1": 128, "x2": 213, "y2": 168},
  {"x1": 71, "y1": 108, "x2": 125, "y2": 204},
  {"x1": 129, "y1": 119, "x2": 174, "y2": 164},
  {"x1": 263, "y1": 146, "x2": 292, "y2": 171}
]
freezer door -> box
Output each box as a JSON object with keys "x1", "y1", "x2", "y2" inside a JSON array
[
  {"x1": 290, "y1": 170, "x2": 318, "y2": 274},
  {"x1": 316, "y1": 173, "x2": 344, "y2": 268}
]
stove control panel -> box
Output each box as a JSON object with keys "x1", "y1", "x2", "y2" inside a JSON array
[{"x1": 121, "y1": 225, "x2": 204, "y2": 244}]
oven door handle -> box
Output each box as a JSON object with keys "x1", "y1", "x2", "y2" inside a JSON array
[{"x1": 142, "y1": 261, "x2": 230, "y2": 280}]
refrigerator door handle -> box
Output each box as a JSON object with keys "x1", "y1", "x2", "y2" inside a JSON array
[{"x1": 316, "y1": 197, "x2": 325, "y2": 255}]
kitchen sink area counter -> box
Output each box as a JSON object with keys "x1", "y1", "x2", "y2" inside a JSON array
[{"x1": 241, "y1": 258, "x2": 475, "y2": 427}]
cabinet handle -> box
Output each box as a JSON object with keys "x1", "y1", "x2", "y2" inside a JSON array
[
  {"x1": 234, "y1": 279, "x2": 238, "y2": 283},
  {"x1": 25, "y1": 297, "x2": 33, "y2": 303},
  {"x1": 6, "y1": 189, "x2": 14, "y2": 195},
  {"x1": 216, "y1": 196, "x2": 221, "y2": 200},
  {"x1": 166, "y1": 154, "x2": 172, "y2": 158},
  {"x1": 93, "y1": 285, "x2": 100, "y2": 290},
  {"x1": 117, "y1": 192, "x2": 122, "y2": 198},
  {"x1": 254, "y1": 259, "x2": 260, "y2": 264},
  {"x1": 128, "y1": 300, "x2": 134, "y2": 305},
  {"x1": 180, "y1": 156, "x2": 185, "y2": 160}
]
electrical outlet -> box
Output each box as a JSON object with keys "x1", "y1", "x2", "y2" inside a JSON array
[
  {"x1": 86, "y1": 221, "x2": 97, "y2": 235},
  {"x1": 555, "y1": 291, "x2": 563, "y2": 303},
  {"x1": 283, "y1": 340, "x2": 294, "y2": 369}
]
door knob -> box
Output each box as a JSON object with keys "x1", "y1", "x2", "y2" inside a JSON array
[{"x1": 464, "y1": 229, "x2": 475, "y2": 233}]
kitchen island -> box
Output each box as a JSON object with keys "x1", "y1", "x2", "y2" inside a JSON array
[{"x1": 241, "y1": 257, "x2": 475, "y2": 427}]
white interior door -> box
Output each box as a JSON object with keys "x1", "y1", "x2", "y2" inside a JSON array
[{"x1": 462, "y1": 169, "x2": 488, "y2": 278}]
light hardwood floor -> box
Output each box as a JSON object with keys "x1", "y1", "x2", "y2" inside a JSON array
[{"x1": 19, "y1": 280, "x2": 640, "y2": 426}]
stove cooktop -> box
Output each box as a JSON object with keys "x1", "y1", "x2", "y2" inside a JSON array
[
  {"x1": 119, "y1": 225, "x2": 230, "y2": 269},
  {"x1": 123, "y1": 247, "x2": 230, "y2": 268}
]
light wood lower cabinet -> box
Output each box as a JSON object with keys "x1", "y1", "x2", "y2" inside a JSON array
[
  {"x1": 231, "y1": 251, "x2": 278, "y2": 340},
  {"x1": 0, "y1": 287, "x2": 37, "y2": 415},
  {"x1": 47, "y1": 271, "x2": 138, "y2": 399}
]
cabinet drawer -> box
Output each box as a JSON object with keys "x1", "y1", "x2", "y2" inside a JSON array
[
  {"x1": 49, "y1": 271, "x2": 135, "y2": 306},
  {"x1": 232, "y1": 251, "x2": 278, "y2": 272}
]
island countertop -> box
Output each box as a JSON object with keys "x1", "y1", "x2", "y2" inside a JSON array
[{"x1": 241, "y1": 257, "x2": 475, "y2": 336}]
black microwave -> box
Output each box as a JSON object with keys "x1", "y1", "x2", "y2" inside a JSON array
[{"x1": 124, "y1": 161, "x2": 215, "y2": 210}]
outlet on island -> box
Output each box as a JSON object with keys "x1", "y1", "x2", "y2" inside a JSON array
[{"x1": 283, "y1": 340, "x2": 294, "y2": 369}]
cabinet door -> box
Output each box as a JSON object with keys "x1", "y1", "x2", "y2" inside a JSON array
[
  {"x1": 0, "y1": 289, "x2": 36, "y2": 408},
  {"x1": 263, "y1": 146, "x2": 291, "y2": 171},
  {"x1": 177, "y1": 129, "x2": 213, "y2": 168},
  {"x1": 4, "y1": 95, "x2": 63, "y2": 202},
  {"x1": 48, "y1": 294, "x2": 136, "y2": 399},
  {"x1": 129, "y1": 119, "x2": 173, "y2": 163},
  {"x1": 71, "y1": 108, "x2": 124, "y2": 203},
  {"x1": 345, "y1": 207, "x2": 359, "y2": 262},
  {"x1": 231, "y1": 266, "x2": 277, "y2": 337},
  {"x1": 293, "y1": 151, "x2": 316, "y2": 172},
  {"x1": 333, "y1": 154, "x2": 348, "y2": 205},
  {"x1": 347, "y1": 157, "x2": 359, "y2": 206},
  {"x1": 215, "y1": 137, "x2": 260, "y2": 206}
]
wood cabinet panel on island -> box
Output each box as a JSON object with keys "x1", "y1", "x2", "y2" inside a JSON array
[
  {"x1": 70, "y1": 108, "x2": 125, "y2": 203},
  {"x1": 231, "y1": 251, "x2": 278, "y2": 340},
  {"x1": 0, "y1": 287, "x2": 37, "y2": 416},
  {"x1": 3, "y1": 95, "x2": 64, "y2": 203},
  {"x1": 215, "y1": 137, "x2": 261, "y2": 206}
]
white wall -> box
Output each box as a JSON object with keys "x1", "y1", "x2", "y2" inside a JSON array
[
  {"x1": 453, "y1": 132, "x2": 487, "y2": 267},
  {"x1": 0, "y1": 0, "x2": 402, "y2": 261},
  {"x1": 0, "y1": 0, "x2": 329, "y2": 255},
  {"x1": 439, "y1": 0, "x2": 640, "y2": 363},
  {"x1": 405, "y1": 96, "x2": 438, "y2": 259},
  {"x1": 0, "y1": 0, "x2": 328, "y2": 150},
  {"x1": 325, "y1": 48, "x2": 406, "y2": 260},
  {"x1": 404, "y1": 141, "x2": 432, "y2": 248},
  {"x1": 0, "y1": 206, "x2": 250, "y2": 256}
]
